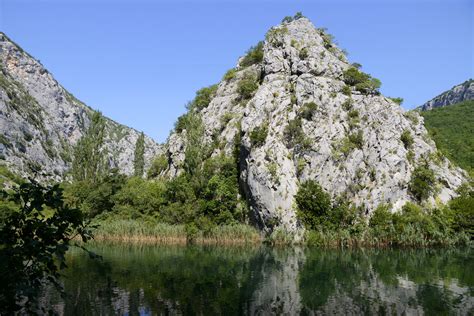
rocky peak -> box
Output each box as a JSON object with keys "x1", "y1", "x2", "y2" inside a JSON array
[
  {"x1": 161, "y1": 16, "x2": 467, "y2": 234},
  {"x1": 0, "y1": 32, "x2": 161, "y2": 182},
  {"x1": 420, "y1": 79, "x2": 474, "y2": 111}
]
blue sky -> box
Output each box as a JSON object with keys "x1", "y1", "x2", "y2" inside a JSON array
[{"x1": 1, "y1": 0, "x2": 472, "y2": 142}]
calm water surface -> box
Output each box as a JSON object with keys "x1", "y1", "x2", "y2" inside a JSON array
[{"x1": 45, "y1": 244, "x2": 473, "y2": 315}]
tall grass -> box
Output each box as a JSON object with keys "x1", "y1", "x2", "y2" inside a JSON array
[{"x1": 91, "y1": 219, "x2": 262, "y2": 245}]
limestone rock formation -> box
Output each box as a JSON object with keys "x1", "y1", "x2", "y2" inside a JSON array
[
  {"x1": 160, "y1": 17, "x2": 467, "y2": 232},
  {"x1": 0, "y1": 32, "x2": 161, "y2": 182},
  {"x1": 420, "y1": 79, "x2": 474, "y2": 110}
]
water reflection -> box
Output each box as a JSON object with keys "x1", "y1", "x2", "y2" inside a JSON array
[{"x1": 45, "y1": 245, "x2": 473, "y2": 315}]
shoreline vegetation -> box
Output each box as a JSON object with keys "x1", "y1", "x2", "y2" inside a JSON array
[{"x1": 88, "y1": 217, "x2": 472, "y2": 248}]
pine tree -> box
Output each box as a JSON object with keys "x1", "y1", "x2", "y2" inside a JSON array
[
  {"x1": 133, "y1": 132, "x2": 145, "y2": 177},
  {"x1": 71, "y1": 111, "x2": 108, "y2": 183}
]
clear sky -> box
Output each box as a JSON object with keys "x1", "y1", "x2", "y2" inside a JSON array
[{"x1": 1, "y1": 0, "x2": 472, "y2": 142}]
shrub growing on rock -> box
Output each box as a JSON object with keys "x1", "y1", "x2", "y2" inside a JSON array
[
  {"x1": 192, "y1": 84, "x2": 218, "y2": 111},
  {"x1": 343, "y1": 67, "x2": 381, "y2": 94},
  {"x1": 296, "y1": 180, "x2": 332, "y2": 229},
  {"x1": 237, "y1": 73, "x2": 259, "y2": 100},
  {"x1": 300, "y1": 102, "x2": 318, "y2": 120},
  {"x1": 400, "y1": 130, "x2": 414, "y2": 149},
  {"x1": 409, "y1": 163, "x2": 436, "y2": 202},
  {"x1": 240, "y1": 42, "x2": 264, "y2": 67},
  {"x1": 250, "y1": 123, "x2": 268, "y2": 147}
]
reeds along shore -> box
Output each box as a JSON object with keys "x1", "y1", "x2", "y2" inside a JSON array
[{"x1": 87, "y1": 219, "x2": 472, "y2": 248}]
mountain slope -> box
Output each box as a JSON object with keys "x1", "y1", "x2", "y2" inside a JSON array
[
  {"x1": 419, "y1": 79, "x2": 474, "y2": 111},
  {"x1": 0, "y1": 32, "x2": 161, "y2": 182},
  {"x1": 421, "y1": 100, "x2": 474, "y2": 175},
  {"x1": 158, "y1": 17, "x2": 467, "y2": 233}
]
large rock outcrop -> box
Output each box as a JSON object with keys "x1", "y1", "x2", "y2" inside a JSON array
[
  {"x1": 0, "y1": 32, "x2": 161, "y2": 182},
  {"x1": 420, "y1": 79, "x2": 474, "y2": 111},
  {"x1": 161, "y1": 17, "x2": 467, "y2": 232}
]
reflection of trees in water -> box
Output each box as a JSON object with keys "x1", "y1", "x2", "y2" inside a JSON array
[
  {"x1": 41, "y1": 245, "x2": 473, "y2": 315},
  {"x1": 298, "y1": 248, "x2": 474, "y2": 315}
]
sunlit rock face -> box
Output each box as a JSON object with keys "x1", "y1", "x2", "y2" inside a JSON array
[
  {"x1": 0, "y1": 32, "x2": 161, "y2": 182},
  {"x1": 161, "y1": 17, "x2": 467, "y2": 233},
  {"x1": 420, "y1": 79, "x2": 474, "y2": 111}
]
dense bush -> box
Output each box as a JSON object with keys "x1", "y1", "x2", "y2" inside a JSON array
[
  {"x1": 295, "y1": 180, "x2": 355, "y2": 231},
  {"x1": 237, "y1": 72, "x2": 259, "y2": 100},
  {"x1": 421, "y1": 100, "x2": 474, "y2": 176},
  {"x1": 400, "y1": 130, "x2": 414, "y2": 149},
  {"x1": 250, "y1": 123, "x2": 268, "y2": 147},
  {"x1": 409, "y1": 163, "x2": 436, "y2": 202},
  {"x1": 147, "y1": 154, "x2": 168, "y2": 179},
  {"x1": 192, "y1": 84, "x2": 218, "y2": 111},
  {"x1": 223, "y1": 68, "x2": 237, "y2": 81},
  {"x1": 343, "y1": 67, "x2": 381, "y2": 94},
  {"x1": 240, "y1": 42, "x2": 264, "y2": 68}
]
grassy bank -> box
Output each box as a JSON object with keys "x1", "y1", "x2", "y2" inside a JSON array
[{"x1": 90, "y1": 219, "x2": 262, "y2": 245}]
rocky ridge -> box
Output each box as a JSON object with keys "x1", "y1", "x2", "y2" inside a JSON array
[
  {"x1": 0, "y1": 32, "x2": 161, "y2": 182},
  {"x1": 419, "y1": 79, "x2": 474, "y2": 111},
  {"x1": 160, "y1": 17, "x2": 467, "y2": 233}
]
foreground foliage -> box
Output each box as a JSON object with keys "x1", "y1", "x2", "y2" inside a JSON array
[{"x1": 0, "y1": 181, "x2": 93, "y2": 314}]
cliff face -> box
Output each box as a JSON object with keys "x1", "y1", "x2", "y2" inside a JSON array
[
  {"x1": 420, "y1": 79, "x2": 474, "y2": 111},
  {"x1": 0, "y1": 32, "x2": 161, "y2": 182},
  {"x1": 160, "y1": 18, "x2": 466, "y2": 232}
]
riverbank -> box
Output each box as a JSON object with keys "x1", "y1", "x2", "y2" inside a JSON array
[
  {"x1": 90, "y1": 219, "x2": 262, "y2": 245},
  {"x1": 89, "y1": 219, "x2": 472, "y2": 248}
]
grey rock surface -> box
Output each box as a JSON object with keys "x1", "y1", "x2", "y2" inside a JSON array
[
  {"x1": 420, "y1": 79, "x2": 474, "y2": 110},
  {"x1": 0, "y1": 32, "x2": 161, "y2": 182}
]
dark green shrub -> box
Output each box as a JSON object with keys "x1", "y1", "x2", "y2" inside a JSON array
[
  {"x1": 223, "y1": 68, "x2": 237, "y2": 81},
  {"x1": 343, "y1": 67, "x2": 381, "y2": 94},
  {"x1": 369, "y1": 204, "x2": 393, "y2": 232},
  {"x1": 448, "y1": 184, "x2": 474, "y2": 236},
  {"x1": 283, "y1": 118, "x2": 305, "y2": 148},
  {"x1": 250, "y1": 123, "x2": 268, "y2": 147},
  {"x1": 389, "y1": 97, "x2": 404, "y2": 105},
  {"x1": 192, "y1": 84, "x2": 218, "y2": 111},
  {"x1": 299, "y1": 47, "x2": 309, "y2": 59},
  {"x1": 300, "y1": 102, "x2": 318, "y2": 120},
  {"x1": 400, "y1": 130, "x2": 414, "y2": 149},
  {"x1": 342, "y1": 85, "x2": 351, "y2": 96},
  {"x1": 296, "y1": 180, "x2": 332, "y2": 230},
  {"x1": 237, "y1": 73, "x2": 259, "y2": 100},
  {"x1": 147, "y1": 154, "x2": 168, "y2": 179},
  {"x1": 240, "y1": 42, "x2": 264, "y2": 67},
  {"x1": 409, "y1": 163, "x2": 436, "y2": 201}
]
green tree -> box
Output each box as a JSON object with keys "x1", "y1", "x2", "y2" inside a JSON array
[
  {"x1": 295, "y1": 180, "x2": 332, "y2": 229},
  {"x1": 72, "y1": 111, "x2": 108, "y2": 183},
  {"x1": 0, "y1": 180, "x2": 93, "y2": 314},
  {"x1": 133, "y1": 132, "x2": 145, "y2": 177},
  {"x1": 409, "y1": 163, "x2": 436, "y2": 202}
]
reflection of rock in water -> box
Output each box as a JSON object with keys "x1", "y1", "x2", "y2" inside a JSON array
[{"x1": 249, "y1": 247, "x2": 305, "y2": 315}]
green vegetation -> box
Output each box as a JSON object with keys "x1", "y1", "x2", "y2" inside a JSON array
[
  {"x1": 421, "y1": 100, "x2": 474, "y2": 175},
  {"x1": 147, "y1": 154, "x2": 168, "y2": 179},
  {"x1": 71, "y1": 111, "x2": 108, "y2": 183},
  {"x1": 348, "y1": 130, "x2": 364, "y2": 149},
  {"x1": 223, "y1": 68, "x2": 237, "y2": 81},
  {"x1": 299, "y1": 47, "x2": 309, "y2": 59},
  {"x1": 296, "y1": 179, "x2": 473, "y2": 248},
  {"x1": 299, "y1": 101, "x2": 318, "y2": 120},
  {"x1": 400, "y1": 129, "x2": 414, "y2": 149},
  {"x1": 409, "y1": 162, "x2": 436, "y2": 202},
  {"x1": 133, "y1": 132, "x2": 145, "y2": 177},
  {"x1": 388, "y1": 97, "x2": 404, "y2": 105},
  {"x1": 343, "y1": 67, "x2": 381, "y2": 95},
  {"x1": 283, "y1": 118, "x2": 311, "y2": 150},
  {"x1": 240, "y1": 42, "x2": 264, "y2": 67},
  {"x1": 0, "y1": 181, "x2": 93, "y2": 314},
  {"x1": 250, "y1": 122, "x2": 268, "y2": 147},
  {"x1": 191, "y1": 84, "x2": 218, "y2": 111},
  {"x1": 281, "y1": 12, "x2": 304, "y2": 23},
  {"x1": 237, "y1": 72, "x2": 259, "y2": 100}
]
